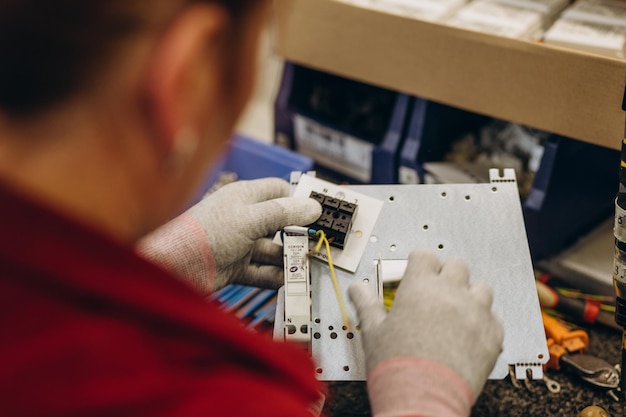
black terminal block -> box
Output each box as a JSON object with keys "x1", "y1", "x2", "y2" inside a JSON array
[{"x1": 308, "y1": 191, "x2": 358, "y2": 249}]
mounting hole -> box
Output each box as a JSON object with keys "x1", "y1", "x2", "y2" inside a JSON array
[
  {"x1": 441, "y1": 192, "x2": 447, "y2": 198},
  {"x1": 363, "y1": 278, "x2": 370, "y2": 285},
  {"x1": 465, "y1": 195, "x2": 471, "y2": 201},
  {"x1": 328, "y1": 325, "x2": 334, "y2": 331},
  {"x1": 423, "y1": 225, "x2": 429, "y2": 231},
  {"x1": 343, "y1": 366, "x2": 350, "y2": 372},
  {"x1": 347, "y1": 332, "x2": 354, "y2": 339},
  {"x1": 314, "y1": 332, "x2": 321, "y2": 339},
  {"x1": 314, "y1": 317, "x2": 321, "y2": 324},
  {"x1": 330, "y1": 332, "x2": 338, "y2": 339},
  {"x1": 388, "y1": 196, "x2": 395, "y2": 202},
  {"x1": 355, "y1": 230, "x2": 363, "y2": 238},
  {"x1": 316, "y1": 368, "x2": 323, "y2": 374},
  {"x1": 492, "y1": 187, "x2": 498, "y2": 192},
  {"x1": 438, "y1": 244, "x2": 445, "y2": 250},
  {"x1": 390, "y1": 244, "x2": 398, "y2": 252},
  {"x1": 370, "y1": 235, "x2": 378, "y2": 243}
]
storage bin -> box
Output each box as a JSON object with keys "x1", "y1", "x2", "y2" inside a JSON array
[{"x1": 275, "y1": 62, "x2": 411, "y2": 184}]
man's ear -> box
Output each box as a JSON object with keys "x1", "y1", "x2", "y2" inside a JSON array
[{"x1": 140, "y1": 3, "x2": 231, "y2": 156}]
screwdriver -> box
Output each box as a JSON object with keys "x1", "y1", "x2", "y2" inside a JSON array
[
  {"x1": 535, "y1": 280, "x2": 619, "y2": 330},
  {"x1": 612, "y1": 79, "x2": 626, "y2": 401}
]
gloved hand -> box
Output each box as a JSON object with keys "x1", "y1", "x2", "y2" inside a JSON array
[
  {"x1": 138, "y1": 178, "x2": 322, "y2": 293},
  {"x1": 348, "y1": 250, "x2": 504, "y2": 416},
  {"x1": 187, "y1": 177, "x2": 321, "y2": 290}
]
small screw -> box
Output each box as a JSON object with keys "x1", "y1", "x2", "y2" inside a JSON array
[{"x1": 608, "y1": 389, "x2": 620, "y2": 402}]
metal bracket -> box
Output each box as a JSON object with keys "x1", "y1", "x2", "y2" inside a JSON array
[
  {"x1": 489, "y1": 167, "x2": 517, "y2": 183},
  {"x1": 276, "y1": 172, "x2": 548, "y2": 381}
]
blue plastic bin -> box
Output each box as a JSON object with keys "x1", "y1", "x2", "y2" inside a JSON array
[
  {"x1": 275, "y1": 62, "x2": 411, "y2": 184},
  {"x1": 399, "y1": 97, "x2": 488, "y2": 184},
  {"x1": 200, "y1": 134, "x2": 314, "y2": 194},
  {"x1": 523, "y1": 136, "x2": 618, "y2": 260}
]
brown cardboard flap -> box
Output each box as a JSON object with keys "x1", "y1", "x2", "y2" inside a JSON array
[{"x1": 275, "y1": 0, "x2": 626, "y2": 149}]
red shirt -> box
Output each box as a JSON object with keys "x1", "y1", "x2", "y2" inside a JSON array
[{"x1": 0, "y1": 184, "x2": 323, "y2": 417}]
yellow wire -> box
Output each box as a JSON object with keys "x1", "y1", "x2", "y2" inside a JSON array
[
  {"x1": 312, "y1": 230, "x2": 351, "y2": 330},
  {"x1": 383, "y1": 287, "x2": 397, "y2": 311},
  {"x1": 312, "y1": 233, "x2": 325, "y2": 255},
  {"x1": 601, "y1": 304, "x2": 616, "y2": 313}
]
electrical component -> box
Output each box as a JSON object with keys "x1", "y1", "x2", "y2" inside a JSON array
[
  {"x1": 273, "y1": 174, "x2": 383, "y2": 273},
  {"x1": 308, "y1": 191, "x2": 358, "y2": 250},
  {"x1": 282, "y1": 226, "x2": 311, "y2": 343}
]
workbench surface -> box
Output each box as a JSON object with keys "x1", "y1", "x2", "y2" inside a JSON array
[{"x1": 323, "y1": 324, "x2": 626, "y2": 416}]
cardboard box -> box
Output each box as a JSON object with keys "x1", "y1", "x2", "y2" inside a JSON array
[
  {"x1": 274, "y1": 0, "x2": 626, "y2": 150},
  {"x1": 337, "y1": 0, "x2": 467, "y2": 22},
  {"x1": 447, "y1": 0, "x2": 545, "y2": 39},
  {"x1": 544, "y1": 19, "x2": 626, "y2": 59}
]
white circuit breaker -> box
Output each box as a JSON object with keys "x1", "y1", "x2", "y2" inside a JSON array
[{"x1": 282, "y1": 226, "x2": 312, "y2": 343}]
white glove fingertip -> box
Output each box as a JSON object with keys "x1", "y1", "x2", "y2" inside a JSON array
[
  {"x1": 439, "y1": 259, "x2": 470, "y2": 287},
  {"x1": 246, "y1": 197, "x2": 322, "y2": 240},
  {"x1": 468, "y1": 281, "x2": 495, "y2": 308},
  {"x1": 405, "y1": 249, "x2": 442, "y2": 279},
  {"x1": 289, "y1": 197, "x2": 323, "y2": 224},
  {"x1": 347, "y1": 282, "x2": 387, "y2": 331}
]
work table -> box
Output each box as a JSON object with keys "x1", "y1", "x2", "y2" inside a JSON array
[{"x1": 323, "y1": 324, "x2": 626, "y2": 416}]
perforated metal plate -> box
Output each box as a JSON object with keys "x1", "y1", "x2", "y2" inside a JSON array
[{"x1": 277, "y1": 169, "x2": 548, "y2": 381}]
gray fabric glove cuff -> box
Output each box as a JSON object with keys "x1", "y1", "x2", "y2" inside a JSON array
[
  {"x1": 367, "y1": 356, "x2": 473, "y2": 417},
  {"x1": 136, "y1": 213, "x2": 216, "y2": 294}
]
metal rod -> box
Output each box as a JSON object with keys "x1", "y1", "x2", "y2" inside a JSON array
[{"x1": 614, "y1": 80, "x2": 626, "y2": 400}]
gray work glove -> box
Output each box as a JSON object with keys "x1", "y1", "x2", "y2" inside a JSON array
[
  {"x1": 138, "y1": 178, "x2": 322, "y2": 294},
  {"x1": 348, "y1": 249, "x2": 504, "y2": 399},
  {"x1": 187, "y1": 177, "x2": 322, "y2": 290}
]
